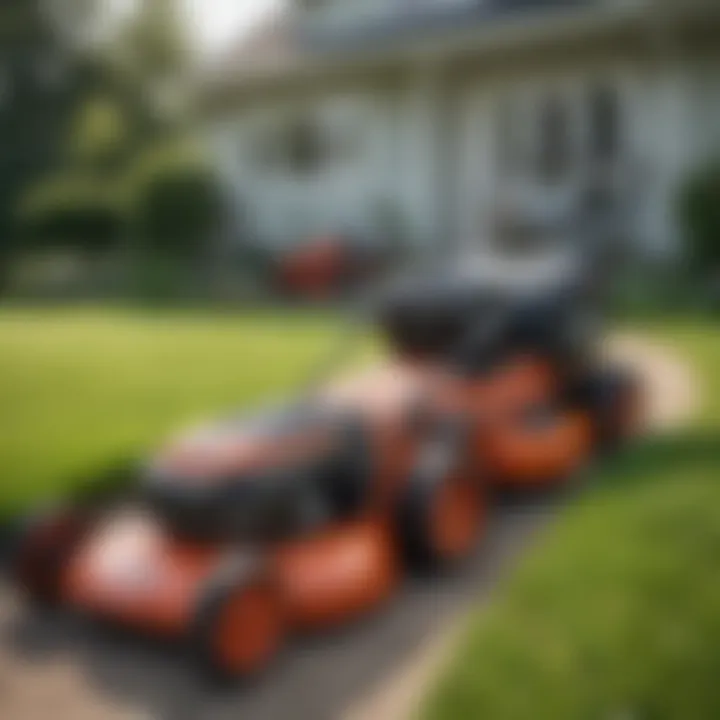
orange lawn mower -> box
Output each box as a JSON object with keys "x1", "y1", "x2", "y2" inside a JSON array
[
  {"x1": 275, "y1": 234, "x2": 386, "y2": 300},
  {"x1": 9, "y1": 251, "x2": 643, "y2": 683}
]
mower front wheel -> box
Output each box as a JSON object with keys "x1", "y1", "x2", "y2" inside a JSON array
[{"x1": 192, "y1": 561, "x2": 285, "y2": 684}]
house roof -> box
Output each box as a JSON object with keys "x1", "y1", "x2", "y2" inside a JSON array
[
  {"x1": 202, "y1": 0, "x2": 719, "y2": 102},
  {"x1": 205, "y1": 11, "x2": 312, "y2": 87},
  {"x1": 306, "y1": 0, "x2": 594, "y2": 52},
  {"x1": 208, "y1": 1, "x2": 594, "y2": 85}
]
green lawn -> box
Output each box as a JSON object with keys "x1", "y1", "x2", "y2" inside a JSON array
[
  {"x1": 423, "y1": 321, "x2": 720, "y2": 720},
  {"x1": 0, "y1": 307, "x2": 348, "y2": 516}
]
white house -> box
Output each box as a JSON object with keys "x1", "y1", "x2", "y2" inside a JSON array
[{"x1": 204, "y1": 0, "x2": 720, "y2": 258}]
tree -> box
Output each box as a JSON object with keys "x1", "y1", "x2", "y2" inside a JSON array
[
  {"x1": 38, "y1": 0, "x2": 106, "y2": 48},
  {"x1": 16, "y1": 93, "x2": 131, "y2": 254},
  {"x1": 111, "y1": 0, "x2": 190, "y2": 119},
  {"x1": 67, "y1": 95, "x2": 129, "y2": 175},
  {"x1": 0, "y1": 1, "x2": 85, "y2": 286},
  {"x1": 3, "y1": 0, "x2": 200, "y2": 292}
]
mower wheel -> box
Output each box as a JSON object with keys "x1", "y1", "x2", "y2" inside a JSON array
[
  {"x1": 573, "y1": 368, "x2": 643, "y2": 453},
  {"x1": 398, "y1": 431, "x2": 485, "y2": 572},
  {"x1": 11, "y1": 506, "x2": 91, "y2": 607},
  {"x1": 192, "y1": 558, "x2": 285, "y2": 684}
]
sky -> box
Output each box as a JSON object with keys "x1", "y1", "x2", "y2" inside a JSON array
[
  {"x1": 182, "y1": 0, "x2": 285, "y2": 57},
  {"x1": 107, "y1": 0, "x2": 285, "y2": 58}
]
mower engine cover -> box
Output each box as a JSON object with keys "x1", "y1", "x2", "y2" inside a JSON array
[
  {"x1": 379, "y1": 270, "x2": 499, "y2": 359},
  {"x1": 378, "y1": 250, "x2": 597, "y2": 367},
  {"x1": 143, "y1": 404, "x2": 369, "y2": 542}
]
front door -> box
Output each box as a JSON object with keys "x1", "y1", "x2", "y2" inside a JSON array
[{"x1": 456, "y1": 73, "x2": 631, "y2": 253}]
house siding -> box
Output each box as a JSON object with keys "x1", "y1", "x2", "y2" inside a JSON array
[
  {"x1": 211, "y1": 88, "x2": 407, "y2": 249},
  {"x1": 208, "y1": 10, "x2": 720, "y2": 258}
]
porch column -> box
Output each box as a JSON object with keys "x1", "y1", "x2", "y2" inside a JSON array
[
  {"x1": 637, "y1": 20, "x2": 699, "y2": 257},
  {"x1": 398, "y1": 63, "x2": 449, "y2": 256}
]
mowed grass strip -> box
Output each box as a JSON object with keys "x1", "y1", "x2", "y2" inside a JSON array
[
  {"x1": 423, "y1": 321, "x2": 720, "y2": 720},
  {"x1": 0, "y1": 307, "x2": 348, "y2": 516}
]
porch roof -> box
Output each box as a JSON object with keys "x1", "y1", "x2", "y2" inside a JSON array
[
  {"x1": 301, "y1": 0, "x2": 595, "y2": 53},
  {"x1": 201, "y1": 0, "x2": 716, "y2": 106}
]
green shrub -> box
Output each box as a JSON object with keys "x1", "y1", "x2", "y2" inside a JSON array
[
  {"x1": 424, "y1": 461, "x2": 720, "y2": 720},
  {"x1": 607, "y1": 261, "x2": 698, "y2": 321},
  {"x1": 18, "y1": 175, "x2": 125, "y2": 253},
  {"x1": 128, "y1": 253, "x2": 200, "y2": 302},
  {"x1": 126, "y1": 141, "x2": 224, "y2": 260},
  {"x1": 679, "y1": 159, "x2": 720, "y2": 272}
]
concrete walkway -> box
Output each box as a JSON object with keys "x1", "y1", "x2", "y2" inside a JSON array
[{"x1": 0, "y1": 336, "x2": 699, "y2": 720}]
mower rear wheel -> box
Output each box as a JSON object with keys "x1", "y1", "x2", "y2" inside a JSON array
[
  {"x1": 192, "y1": 563, "x2": 285, "y2": 684},
  {"x1": 11, "y1": 507, "x2": 90, "y2": 607}
]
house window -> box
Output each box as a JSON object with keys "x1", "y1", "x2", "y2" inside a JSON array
[
  {"x1": 588, "y1": 85, "x2": 621, "y2": 164},
  {"x1": 495, "y1": 95, "x2": 524, "y2": 178},
  {"x1": 249, "y1": 114, "x2": 333, "y2": 176},
  {"x1": 251, "y1": 129, "x2": 281, "y2": 171},
  {"x1": 284, "y1": 118, "x2": 325, "y2": 174},
  {"x1": 536, "y1": 93, "x2": 571, "y2": 183}
]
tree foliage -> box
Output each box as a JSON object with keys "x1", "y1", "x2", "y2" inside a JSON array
[
  {"x1": 125, "y1": 140, "x2": 223, "y2": 259},
  {"x1": 111, "y1": 0, "x2": 190, "y2": 116},
  {"x1": 67, "y1": 95, "x2": 129, "y2": 172},
  {"x1": 3, "y1": 0, "x2": 215, "y2": 297},
  {"x1": 0, "y1": 0, "x2": 82, "y2": 279},
  {"x1": 18, "y1": 174, "x2": 124, "y2": 253},
  {"x1": 679, "y1": 159, "x2": 720, "y2": 272}
]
